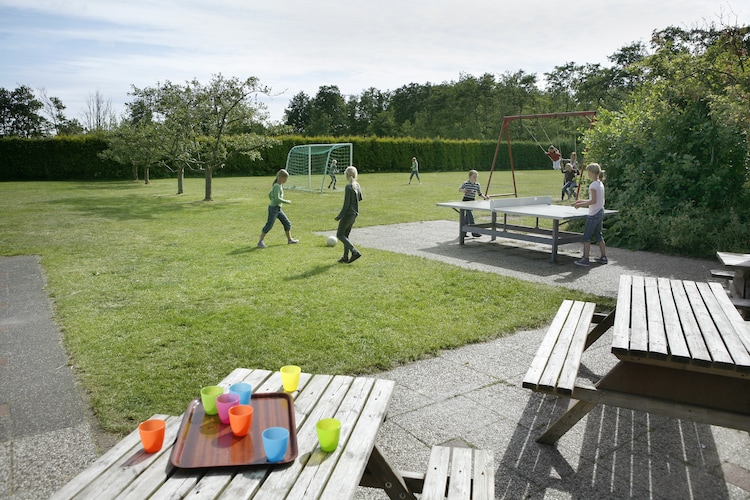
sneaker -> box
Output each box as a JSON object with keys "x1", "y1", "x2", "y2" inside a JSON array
[
  {"x1": 595, "y1": 256, "x2": 608, "y2": 264},
  {"x1": 348, "y1": 252, "x2": 362, "y2": 263},
  {"x1": 337, "y1": 257, "x2": 349, "y2": 263},
  {"x1": 574, "y1": 257, "x2": 590, "y2": 267},
  {"x1": 472, "y1": 233, "x2": 481, "y2": 237},
  {"x1": 288, "y1": 239, "x2": 299, "y2": 244},
  {"x1": 257, "y1": 241, "x2": 266, "y2": 248}
]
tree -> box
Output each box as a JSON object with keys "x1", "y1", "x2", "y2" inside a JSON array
[
  {"x1": 307, "y1": 85, "x2": 347, "y2": 136},
  {"x1": 122, "y1": 75, "x2": 279, "y2": 200},
  {"x1": 0, "y1": 85, "x2": 47, "y2": 137},
  {"x1": 586, "y1": 23, "x2": 750, "y2": 257},
  {"x1": 284, "y1": 91, "x2": 312, "y2": 134},
  {"x1": 82, "y1": 90, "x2": 117, "y2": 133}
]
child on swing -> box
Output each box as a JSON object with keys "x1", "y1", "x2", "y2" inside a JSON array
[{"x1": 545, "y1": 146, "x2": 562, "y2": 170}]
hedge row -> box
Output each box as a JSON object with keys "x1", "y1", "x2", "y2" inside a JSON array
[{"x1": 0, "y1": 135, "x2": 578, "y2": 181}]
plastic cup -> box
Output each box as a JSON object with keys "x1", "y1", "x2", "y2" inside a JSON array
[
  {"x1": 316, "y1": 418, "x2": 341, "y2": 452},
  {"x1": 138, "y1": 419, "x2": 166, "y2": 453},
  {"x1": 228, "y1": 404, "x2": 254, "y2": 437},
  {"x1": 216, "y1": 393, "x2": 240, "y2": 425},
  {"x1": 262, "y1": 427, "x2": 289, "y2": 463},
  {"x1": 280, "y1": 365, "x2": 301, "y2": 392},
  {"x1": 200, "y1": 385, "x2": 224, "y2": 415},
  {"x1": 229, "y1": 382, "x2": 253, "y2": 405}
]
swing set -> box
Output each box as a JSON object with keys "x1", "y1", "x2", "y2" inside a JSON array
[{"x1": 485, "y1": 111, "x2": 597, "y2": 197}]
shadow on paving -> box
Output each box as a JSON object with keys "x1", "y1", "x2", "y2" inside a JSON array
[{"x1": 500, "y1": 393, "x2": 731, "y2": 498}]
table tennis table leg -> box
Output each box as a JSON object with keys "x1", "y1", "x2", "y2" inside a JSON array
[
  {"x1": 491, "y1": 212, "x2": 497, "y2": 241},
  {"x1": 459, "y1": 209, "x2": 465, "y2": 245},
  {"x1": 550, "y1": 220, "x2": 560, "y2": 262}
]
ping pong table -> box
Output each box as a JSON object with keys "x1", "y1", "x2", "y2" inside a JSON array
[{"x1": 437, "y1": 196, "x2": 618, "y2": 262}]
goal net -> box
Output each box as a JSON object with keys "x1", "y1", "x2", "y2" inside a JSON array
[{"x1": 285, "y1": 143, "x2": 353, "y2": 192}]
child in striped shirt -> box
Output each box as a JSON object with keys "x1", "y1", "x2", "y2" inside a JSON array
[{"x1": 459, "y1": 170, "x2": 488, "y2": 237}]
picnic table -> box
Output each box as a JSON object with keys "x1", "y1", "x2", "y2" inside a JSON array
[
  {"x1": 716, "y1": 251, "x2": 750, "y2": 300},
  {"x1": 52, "y1": 368, "x2": 416, "y2": 500},
  {"x1": 436, "y1": 196, "x2": 617, "y2": 262},
  {"x1": 524, "y1": 275, "x2": 750, "y2": 445}
]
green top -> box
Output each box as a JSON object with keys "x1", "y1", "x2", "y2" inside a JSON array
[{"x1": 268, "y1": 183, "x2": 290, "y2": 206}]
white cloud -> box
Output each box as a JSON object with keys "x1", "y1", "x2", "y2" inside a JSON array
[{"x1": 0, "y1": 0, "x2": 745, "y2": 123}]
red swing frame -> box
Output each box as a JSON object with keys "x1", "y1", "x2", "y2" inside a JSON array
[{"x1": 485, "y1": 111, "x2": 597, "y2": 197}]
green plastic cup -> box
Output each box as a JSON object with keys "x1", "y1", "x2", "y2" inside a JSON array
[
  {"x1": 316, "y1": 418, "x2": 341, "y2": 452},
  {"x1": 200, "y1": 385, "x2": 224, "y2": 415}
]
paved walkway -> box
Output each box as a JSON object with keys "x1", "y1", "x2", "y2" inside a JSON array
[{"x1": 2, "y1": 221, "x2": 749, "y2": 498}]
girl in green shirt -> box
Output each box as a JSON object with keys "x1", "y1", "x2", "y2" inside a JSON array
[{"x1": 258, "y1": 169, "x2": 299, "y2": 248}]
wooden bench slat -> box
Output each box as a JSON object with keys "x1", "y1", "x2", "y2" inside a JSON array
[
  {"x1": 555, "y1": 302, "x2": 596, "y2": 394},
  {"x1": 629, "y1": 275, "x2": 648, "y2": 355},
  {"x1": 711, "y1": 269, "x2": 735, "y2": 280},
  {"x1": 645, "y1": 277, "x2": 669, "y2": 359},
  {"x1": 422, "y1": 446, "x2": 451, "y2": 499},
  {"x1": 537, "y1": 301, "x2": 587, "y2": 393},
  {"x1": 522, "y1": 300, "x2": 574, "y2": 390},
  {"x1": 671, "y1": 280, "x2": 713, "y2": 366},
  {"x1": 421, "y1": 447, "x2": 495, "y2": 500}
]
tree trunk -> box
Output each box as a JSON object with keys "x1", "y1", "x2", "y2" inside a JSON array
[
  {"x1": 144, "y1": 167, "x2": 150, "y2": 185},
  {"x1": 204, "y1": 168, "x2": 213, "y2": 201},
  {"x1": 132, "y1": 165, "x2": 139, "y2": 181},
  {"x1": 177, "y1": 168, "x2": 184, "y2": 195}
]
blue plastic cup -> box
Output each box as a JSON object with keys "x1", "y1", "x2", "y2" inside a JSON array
[
  {"x1": 262, "y1": 427, "x2": 289, "y2": 463},
  {"x1": 229, "y1": 382, "x2": 253, "y2": 405}
]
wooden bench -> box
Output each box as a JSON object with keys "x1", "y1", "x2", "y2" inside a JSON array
[
  {"x1": 711, "y1": 269, "x2": 735, "y2": 281},
  {"x1": 523, "y1": 300, "x2": 598, "y2": 396},
  {"x1": 420, "y1": 446, "x2": 495, "y2": 500},
  {"x1": 730, "y1": 297, "x2": 750, "y2": 314}
]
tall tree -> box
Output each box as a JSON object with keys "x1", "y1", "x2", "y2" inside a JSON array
[
  {"x1": 82, "y1": 90, "x2": 117, "y2": 132},
  {"x1": 0, "y1": 85, "x2": 47, "y2": 137}
]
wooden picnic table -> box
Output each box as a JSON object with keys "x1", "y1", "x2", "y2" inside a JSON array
[
  {"x1": 717, "y1": 251, "x2": 750, "y2": 300},
  {"x1": 52, "y1": 368, "x2": 417, "y2": 500},
  {"x1": 525, "y1": 275, "x2": 750, "y2": 445}
]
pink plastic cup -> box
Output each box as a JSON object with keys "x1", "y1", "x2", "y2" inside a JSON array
[{"x1": 215, "y1": 393, "x2": 240, "y2": 425}]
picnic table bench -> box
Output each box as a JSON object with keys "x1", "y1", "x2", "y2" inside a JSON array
[{"x1": 523, "y1": 276, "x2": 750, "y2": 446}]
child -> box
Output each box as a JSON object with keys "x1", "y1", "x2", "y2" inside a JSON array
[
  {"x1": 573, "y1": 163, "x2": 608, "y2": 266},
  {"x1": 327, "y1": 159, "x2": 338, "y2": 190},
  {"x1": 257, "y1": 169, "x2": 298, "y2": 248},
  {"x1": 335, "y1": 166, "x2": 363, "y2": 263},
  {"x1": 459, "y1": 169, "x2": 489, "y2": 237},
  {"x1": 561, "y1": 163, "x2": 579, "y2": 201},
  {"x1": 545, "y1": 146, "x2": 562, "y2": 170},
  {"x1": 409, "y1": 156, "x2": 421, "y2": 184}
]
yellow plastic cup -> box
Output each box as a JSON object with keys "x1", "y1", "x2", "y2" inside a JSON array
[
  {"x1": 316, "y1": 418, "x2": 341, "y2": 452},
  {"x1": 200, "y1": 385, "x2": 224, "y2": 415},
  {"x1": 280, "y1": 365, "x2": 301, "y2": 392}
]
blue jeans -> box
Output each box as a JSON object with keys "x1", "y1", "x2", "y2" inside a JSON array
[
  {"x1": 582, "y1": 209, "x2": 604, "y2": 243},
  {"x1": 262, "y1": 205, "x2": 291, "y2": 234}
]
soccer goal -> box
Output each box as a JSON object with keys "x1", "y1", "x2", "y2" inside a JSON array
[{"x1": 285, "y1": 143, "x2": 353, "y2": 192}]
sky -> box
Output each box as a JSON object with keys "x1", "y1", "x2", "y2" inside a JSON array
[{"x1": 0, "y1": 0, "x2": 746, "y2": 125}]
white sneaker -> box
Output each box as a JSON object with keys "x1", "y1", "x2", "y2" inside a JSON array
[{"x1": 257, "y1": 241, "x2": 266, "y2": 248}]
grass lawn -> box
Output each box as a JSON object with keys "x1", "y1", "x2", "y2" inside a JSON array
[{"x1": 0, "y1": 170, "x2": 610, "y2": 434}]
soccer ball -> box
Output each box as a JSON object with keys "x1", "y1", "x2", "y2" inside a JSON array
[{"x1": 326, "y1": 236, "x2": 338, "y2": 247}]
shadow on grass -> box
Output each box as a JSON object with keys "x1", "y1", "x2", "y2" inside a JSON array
[{"x1": 285, "y1": 264, "x2": 335, "y2": 281}]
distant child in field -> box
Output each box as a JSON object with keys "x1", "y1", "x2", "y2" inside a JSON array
[
  {"x1": 257, "y1": 169, "x2": 299, "y2": 248},
  {"x1": 409, "y1": 156, "x2": 421, "y2": 184},
  {"x1": 459, "y1": 169, "x2": 489, "y2": 238},
  {"x1": 545, "y1": 146, "x2": 562, "y2": 170},
  {"x1": 335, "y1": 166, "x2": 363, "y2": 263},
  {"x1": 561, "y1": 163, "x2": 579, "y2": 200},
  {"x1": 573, "y1": 163, "x2": 608, "y2": 267},
  {"x1": 327, "y1": 159, "x2": 338, "y2": 190}
]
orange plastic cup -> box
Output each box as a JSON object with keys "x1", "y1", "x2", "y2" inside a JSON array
[
  {"x1": 228, "y1": 404, "x2": 254, "y2": 437},
  {"x1": 139, "y1": 419, "x2": 166, "y2": 453}
]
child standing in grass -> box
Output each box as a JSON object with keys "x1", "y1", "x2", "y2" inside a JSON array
[
  {"x1": 573, "y1": 163, "x2": 608, "y2": 267},
  {"x1": 327, "y1": 159, "x2": 338, "y2": 190},
  {"x1": 459, "y1": 169, "x2": 488, "y2": 237},
  {"x1": 258, "y1": 169, "x2": 298, "y2": 248},
  {"x1": 409, "y1": 157, "x2": 421, "y2": 184},
  {"x1": 335, "y1": 166, "x2": 363, "y2": 263}
]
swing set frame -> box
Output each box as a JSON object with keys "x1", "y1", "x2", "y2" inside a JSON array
[{"x1": 485, "y1": 111, "x2": 597, "y2": 197}]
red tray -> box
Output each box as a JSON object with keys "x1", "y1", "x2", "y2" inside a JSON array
[{"x1": 170, "y1": 392, "x2": 298, "y2": 468}]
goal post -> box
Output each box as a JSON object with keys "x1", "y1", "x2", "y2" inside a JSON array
[{"x1": 284, "y1": 143, "x2": 353, "y2": 193}]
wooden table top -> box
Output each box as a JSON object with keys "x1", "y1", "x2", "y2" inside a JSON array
[
  {"x1": 52, "y1": 368, "x2": 395, "y2": 500},
  {"x1": 717, "y1": 252, "x2": 750, "y2": 270},
  {"x1": 612, "y1": 275, "x2": 750, "y2": 378}
]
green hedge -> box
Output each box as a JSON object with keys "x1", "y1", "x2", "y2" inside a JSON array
[{"x1": 1, "y1": 135, "x2": 578, "y2": 181}]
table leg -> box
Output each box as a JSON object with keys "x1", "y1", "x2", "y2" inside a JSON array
[
  {"x1": 491, "y1": 211, "x2": 497, "y2": 241},
  {"x1": 731, "y1": 270, "x2": 748, "y2": 299},
  {"x1": 361, "y1": 444, "x2": 417, "y2": 499},
  {"x1": 537, "y1": 399, "x2": 598, "y2": 445},
  {"x1": 550, "y1": 220, "x2": 560, "y2": 263},
  {"x1": 459, "y1": 209, "x2": 465, "y2": 245}
]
